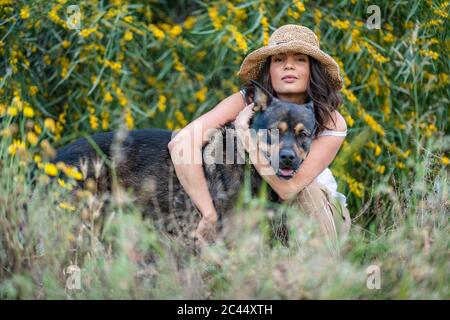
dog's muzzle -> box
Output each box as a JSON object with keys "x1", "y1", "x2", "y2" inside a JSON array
[{"x1": 275, "y1": 149, "x2": 303, "y2": 179}]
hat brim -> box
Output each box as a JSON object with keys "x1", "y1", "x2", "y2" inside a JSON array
[{"x1": 237, "y1": 40, "x2": 343, "y2": 90}]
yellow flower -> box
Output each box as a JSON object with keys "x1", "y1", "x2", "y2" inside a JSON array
[
  {"x1": 183, "y1": 16, "x2": 197, "y2": 30},
  {"x1": 195, "y1": 87, "x2": 208, "y2": 102},
  {"x1": 260, "y1": 16, "x2": 270, "y2": 46},
  {"x1": 331, "y1": 19, "x2": 350, "y2": 30},
  {"x1": 353, "y1": 153, "x2": 362, "y2": 162},
  {"x1": 44, "y1": 118, "x2": 56, "y2": 133},
  {"x1": 363, "y1": 113, "x2": 385, "y2": 136},
  {"x1": 433, "y1": 7, "x2": 449, "y2": 18},
  {"x1": 27, "y1": 132, "x2": 38, "y2": 146},
  {"x1": 79, "y1": 28, "x2": 97, "y2": 38},
  {"x1": 187, "y1": 103, "x2": 196, "y2": 113},
  {"x1": 57, "y1": 178, "x2": 65, "y2": 187},
  {"x1": 149, "y1": 24, "x2": 165, "y2": 40},
  {"x1": 294, "y1": 0, "x2": 305, "y2": 12},
  {"x1": 7, "y1": 106, "x2": 18, "y2": 117},
  {"x1": 174, "y1": 61, "x2": 185, "y2": 72},
  {"x1": 57, "y1": 162, "x2": 83, "y2": 180},
  {"x1": 228, "y1": 25, "x2": 247, "y2": 53},
  {"x1": 383, "y1": 32, "x2": 395, "y2": 43},
  {"x1": 125, "y1": 108, "x2": 134, "y2": 130},
  {"x1": 123, "y1": 15, "x2": 134, "y2": 23},
  {"x1": 60, "y1": 56, "x2": 69, "y2": 78},
  {"x1": 424, "y1": 19, "x2": 444, "y2": 27},
  {"x1": 62, "y1": 40, "x2": 70, "y2": 48},
  {"x1": 29, "y1": 85, "x2": 38, "y2": 96},
  {"x1": 23, "y1": 105, "x2": 34, "y2": 118},
  {"x1": 90, "y1": 114, "x2": 99, "y2": 130},
  {"x1": 208, "y1": 7, "x2": 224, "y2": 30},
  {"x1": 44, "y1": 55, "x2": 51, "y2": 65},
  {"x1": 34, "y1": 123, "x2": 42, "y2": 134},
  {"x1": 286, "y1": 8, "x2": 300, "y2": 19},
  {"x1": 0, "y1": 104, "x2": 5, "y2": 116},
  {"x1": 360, "y1": 40, "x2": 390, "y2": 63},
  {"x1": 341, "y1": 88, "x2": 357, "y2": 103},
  {"x1": 44, "y1": 163, "x2": 58, "y2": 176},
  {"x1": 101, "y1": 111, "x2": 109, "y2": 130},
  {"x1": 351, "y1": 29, "x2": 360, "y2": 38},
  {"x1": 105, "y1": 60, "x2": 122, "y2": 72},
  {"x1": 396, "y1": 162, "x2": 405, "y2": 169},
  {"x1": 314, "y1": 9, "x2": 323, "y2": 24},
  {"x1": 123, "y1": 30, "x2": 133, "y2": 41},
  {"x1": 196, "y1": 51, "x2": 206, "y2": 60},
  {"x1": 65, "y1": 167, "x2": 83, "y2": 180},
  {"x1": 146, "y1": 76, "x2": 156, "y2": 86},
  {"x1": 8, "y1": 140, "x2": 26, "y2": 156},
  {"x1": 419, "y1": 49, "x2": 439, "y2": 60},
  {"x1": 20, "y1": 6, "x2": 30, "y2": 19},
  {"x1": 374, "y1": 144, "x2": 381, "y2": 156},
  {"x1": 168, "y1": 25, "x2": 182, "y2": 38},
  {"x1": 348, "y1": 42, "x2": 361, "y2": 53},
  {"x1": 104, "y1": 92, "x2": 113, "y2": 103},
  {"x1": 166, "y1": 119, "x2": 174, "y2": 130},
  {"x1": 158, "y1": 95, "x2": 167, "y2": 112},
  {"x1": 59, "y1": 202, "x2": 76, "y2": 211},
  {"x1": 342, "y1": 173, "x2": 364, "y2": 198},
  {"x1": 376, "y1": 165, "x2": 386, "y2": 174},
  {"x1": 48, "y1": 4, "x2": 63, "y2": 25},
  {"x1": 441, "y1": 156, "x2": 449, "y2": 165},
  {"x1": 344, "y1": 114, "x2": 354, "y2": 127},
  {"x1": 12, "y1": 95, "x2": 23, "y2": 111},
  {"x1": 118, "y1": 95, "x2": 127, "y2": 107},
  {"x1": 34, "y1": 154, "x2": 42, "y2": 164},
  {"x1": 174, "y1": 110, "x2": 185, "y2": 123}
]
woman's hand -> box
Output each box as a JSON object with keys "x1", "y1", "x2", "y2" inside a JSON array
[
  {"x1": 234, "y1": 103, "x2": 257, "y2": 151},
  {"x1": 234, "y1": 103, "x2": 255, "y2": 131},
  {"x1": 193, "y1": 211, "x2": 218, "y2": 247}
]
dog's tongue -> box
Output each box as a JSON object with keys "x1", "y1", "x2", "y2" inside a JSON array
[{"x1": 279, "y1": 169, "x2": 294, "y2": 176}]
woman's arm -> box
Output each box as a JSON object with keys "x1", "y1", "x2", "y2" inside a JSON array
[
  {"x1": 235, "y1": 106, "x2": 347, "y2": 201},
  {"x1": 168, "y1": 92, "x2": 247, "y2": 242},
  {"x1": 169, "y1": 133, "x2": 218, "y2": 221}
]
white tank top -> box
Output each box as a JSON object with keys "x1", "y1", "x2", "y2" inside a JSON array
[{"x1": 239, "y1": 89, "x2": 348, "y2": 207}]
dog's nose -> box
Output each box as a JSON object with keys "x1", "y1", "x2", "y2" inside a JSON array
[{"x1": 280, "y1": 149, "x2": 295, "y2": 164}]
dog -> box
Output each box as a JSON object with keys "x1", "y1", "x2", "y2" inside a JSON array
[{"x1": 51, "y1": 80, "x2": 316, "y2": 245}]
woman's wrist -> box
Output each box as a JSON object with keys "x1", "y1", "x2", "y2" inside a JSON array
[{"x1": 203, "y1": 209, "x2": 218, "y2": 223}]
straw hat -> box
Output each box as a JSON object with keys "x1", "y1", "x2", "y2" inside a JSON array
[{"x1": 237, "y1": 24, "x2": 343, "y2": 91}]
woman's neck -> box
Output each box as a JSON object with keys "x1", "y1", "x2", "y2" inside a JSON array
[{"x1": 276, "y1": 92, "x2": 308, "y2": 104}]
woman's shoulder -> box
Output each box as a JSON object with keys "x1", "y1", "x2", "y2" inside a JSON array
[
  {"x1": 326, "y1": 110, "x2": 347, "y2": 131},
  {"x1": 316, "y1": 110, "x2": 348, "y2": 137}
]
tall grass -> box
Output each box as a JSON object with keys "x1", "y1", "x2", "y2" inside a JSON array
[
  {"x1": 0, "y1": 0, "x2": 448, "y2": 298},
  {"x1": 0, "y1": 144, "x2": 447, "y2": 299}
]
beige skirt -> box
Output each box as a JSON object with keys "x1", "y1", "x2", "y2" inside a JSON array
[{"x1": 287, "y1": 180, "x2": 352, "y2": 245}]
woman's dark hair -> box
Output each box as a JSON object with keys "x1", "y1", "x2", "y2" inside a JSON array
[{"x1": 240, "y1": 55, "x2": 343, "y2": 136}]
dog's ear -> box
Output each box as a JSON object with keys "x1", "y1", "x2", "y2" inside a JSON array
[{"x1": 249, "y1": 80, "x2": 273, "y2": 112}]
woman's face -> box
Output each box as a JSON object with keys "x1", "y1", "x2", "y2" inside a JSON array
[{"x1": 269, "y1": 51, "x2": 310, "y2": 104}]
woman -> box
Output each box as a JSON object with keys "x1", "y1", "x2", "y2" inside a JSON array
[{"x1": 168, "y1": 25, "x2": 351, "y2": 246}]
